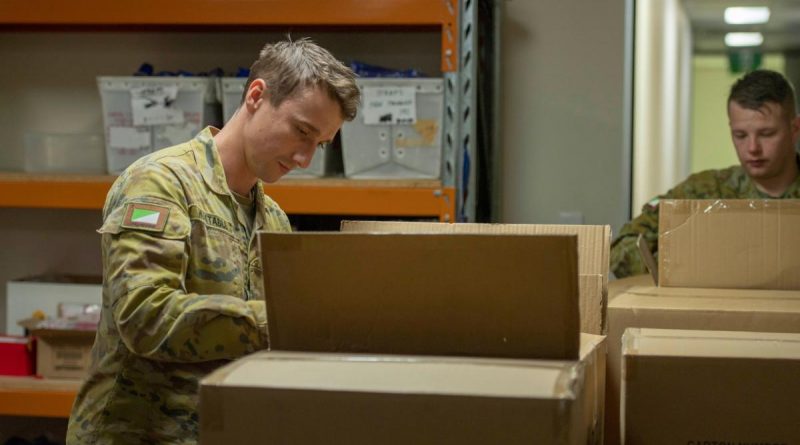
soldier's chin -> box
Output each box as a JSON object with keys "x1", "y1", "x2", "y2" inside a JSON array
[
  {"x1": 261, "y1": 170, "x2": 283, "y2": 184},
  {"x1": 744, "y1": 166, "x2": 771, "y2": 179}
]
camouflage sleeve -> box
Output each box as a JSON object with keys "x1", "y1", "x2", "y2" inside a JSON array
[
  {"x1": 610, "y1": 173, "x2": 716, "y2": 278},
  {"x1": 610, "y1": 199, "x2": 660, "y2": 278},
  {"x1": 100, "y1": 164, "x2": 267, "y2": 363}
]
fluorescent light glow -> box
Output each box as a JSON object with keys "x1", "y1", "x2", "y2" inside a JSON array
[
  {"x1": 725, "y1": 32, "x2": 764, "y2": 47},
  {"x1": 724, "y1": 7, "x2": 770, "y2": 25}
]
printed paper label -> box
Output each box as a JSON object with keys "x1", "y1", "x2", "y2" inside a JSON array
[
  {"x1": 362, "y1": 86, "x2": 416, "y2": 125},
  {"x1": 131, "y1": 85, "x2": 185, "y2": 126}
]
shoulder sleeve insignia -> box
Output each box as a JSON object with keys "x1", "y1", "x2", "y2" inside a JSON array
[{"x1": 121, "y1": 202, "x2": 170, "y2": 232}]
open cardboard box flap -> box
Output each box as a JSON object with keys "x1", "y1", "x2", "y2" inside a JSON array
[{"x1": 259, "y1": 231, "x2": 581, "y2": 360}]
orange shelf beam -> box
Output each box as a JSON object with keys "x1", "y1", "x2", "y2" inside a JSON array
[
  {"x1": 0, "y1": 0, "x2": 458, "y2": 72},
  {"x1": 0, "y1": 174, "x2": 113, "y2": 210},
  {"x1": 267, "y1": 179, "x2": 455, "y2": 221},
  {"x1": 0, "y1": 174, "x2": 456, "y2": 221},
  {"x1": 0, "y1": 377, "x2": 79, "y2": 418}
]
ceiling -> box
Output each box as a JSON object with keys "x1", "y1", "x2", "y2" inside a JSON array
[{"x1": 683, "y1": 0, "x2": 800, "y2": 53}]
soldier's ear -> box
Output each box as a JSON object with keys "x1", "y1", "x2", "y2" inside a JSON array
[
  {"x1": 791, "y1": 115, "x2": 800, "y2": 144},
  {"x1": 245, "y1": 79, "x2": 268, "y2": 113}
]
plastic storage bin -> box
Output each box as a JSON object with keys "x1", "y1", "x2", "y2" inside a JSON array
[
  {"x1": 97, "y1": 77, "x2": 208, "y2": 174},
  {"x1": 217, "y1": 77, "x2": 326, "y2": 178},
  {"x1": 24, "y1": 133, "x2": 106, "y2": 174},
  {"x1": 202, "y1": 77, "x2": 223, "y2": 129},
  {"x1": 341, "y1": 78, "x2": 443, "y2": 179}
]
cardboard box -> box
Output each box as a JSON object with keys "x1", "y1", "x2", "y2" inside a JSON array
[
  {"x1": 0, "y1": 336, "x2": 35, "y2": 376},
  {"x1": 33, "y1": 329, "x2": 95, "y2": 380},
  {"x1": 6, "y1": 275, "x2": 102, "y2": 336},
  {"x1": 622, "y1": 328, "x2": 800, "y2": 444},
  {"x1": 608, "y1": 274, "x2": 653, "y2": 303},
  {"x1": 658, "y1": 199, "x2": 800, "y2": 289},
  {"x1": 259, "y1": 232, "x2": 581, "y2": 360},
  {"x1": 604, "y1": 285, "x2": 800, "y2": 445},
  {"x1": 340, "y1": 221, "x2": 611, "y2": 335},
  {"x1": 200, "y1": 334, "x2": 606, "y2": 445}
]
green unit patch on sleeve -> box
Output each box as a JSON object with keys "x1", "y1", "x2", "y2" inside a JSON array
[{"x1": 122, "y1": 203, "x2": 170, "y2": 232}]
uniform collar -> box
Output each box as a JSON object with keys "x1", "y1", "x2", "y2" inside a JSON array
[
  {"x1": 192, "y1": 126, "x2": 231, "y2": 196},
  {"x1": 782, "y1": 153, "x2": 800, "y2": 197},
  {"x1": 193, "y1": 126, "x2": 269, "y2": 232}
]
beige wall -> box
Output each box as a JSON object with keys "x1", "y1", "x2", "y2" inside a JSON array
[
  {"x1": 632, "y1": 0, "x2": 693, "y2": 213},
  {"x1": 499, "y1": 0, "x2": 629, "y2": 232},
  {"x1": 690, "y1": 54, "x2": 786, "y2": 174}
]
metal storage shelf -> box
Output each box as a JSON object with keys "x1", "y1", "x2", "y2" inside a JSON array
[
  {"x1": 0, "y1": 0, "x2": 477, "y2": 418},
  {"x1": 0, "y1": 0, "x2": 458, "y2": 72}
]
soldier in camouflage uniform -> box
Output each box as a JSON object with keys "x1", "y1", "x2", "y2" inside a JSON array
[
  {"x1": 612, "y1": 69, "x2": 800, "y2": 278},
  {"x1": 67, "y1": 38, "x2": 360, "y2": 444}
]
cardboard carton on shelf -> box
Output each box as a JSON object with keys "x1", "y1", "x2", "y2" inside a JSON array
[{"x1": 18, "y1": 315, "x2": 97, "y2": 380}]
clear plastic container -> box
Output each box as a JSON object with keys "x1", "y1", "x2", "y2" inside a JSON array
[
  {"x1": 24, "y1": 133, "x2": 106, "y2": 174},
  {"x1": 97, "y1": 76, "x2": 208, "y2": 174},
  {"x1": 341, "y1": 78, "x2": 444, "y2": 179}
]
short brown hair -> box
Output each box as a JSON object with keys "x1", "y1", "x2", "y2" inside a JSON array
[
  {"x1": 728, "y1": 69, "x2": 797, "y2": 119},
  {"x1": 244, "y1": 37, "x2": 360, "y2": 121}
]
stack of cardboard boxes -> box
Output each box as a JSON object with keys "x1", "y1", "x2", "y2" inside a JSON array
[
  {"x1": 199, "y1": 199, "x2": 800, "y2": 443},
  {"x1": 200, "y1": 221, "x2": 612, "y2": 444},
  {"x1": 607, "y1": 199, "x2": 800, "y2": 444}
]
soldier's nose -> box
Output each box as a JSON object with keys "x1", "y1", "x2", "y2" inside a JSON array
[{"x1": 747, "y1": 138, "x2": 761, "y2": 154}]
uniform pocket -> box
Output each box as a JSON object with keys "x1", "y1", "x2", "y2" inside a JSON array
[{"x1": 186, "y1": 205, "x2": 245, "y2": 299}]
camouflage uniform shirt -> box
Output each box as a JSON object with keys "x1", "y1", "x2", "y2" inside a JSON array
[
  {"x1": 611, "y1": 160, "x2": 800, "y2": 278},
  {"x1": 67, "y1": 127, "x2": 291, "y2": 444}
]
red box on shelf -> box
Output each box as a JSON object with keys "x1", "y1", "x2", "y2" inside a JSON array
[{"x1": 0, "y1": 335, "x2": 35, "y2": 376}]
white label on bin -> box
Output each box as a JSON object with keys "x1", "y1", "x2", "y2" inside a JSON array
[
  {"x1": 130, "y1": 85, "x2": 185, "y2": 126},
  {"x1": 362, "y1": 86, "x2": 416, "y2": 125},
  {"x1": 109, "y1": 127, "x2": 150, "y2": 148},
  {"x1": 154, "y1": 123, "x2": 198, "y2": 148}
]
